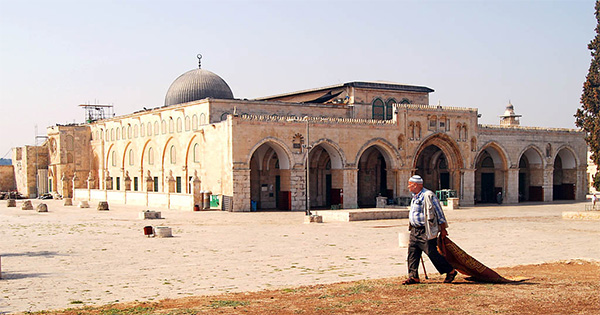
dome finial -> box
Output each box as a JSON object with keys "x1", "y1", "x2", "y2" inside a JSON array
[{"x1": 197, "y1": 54, "x2": 202, "y2": 69}]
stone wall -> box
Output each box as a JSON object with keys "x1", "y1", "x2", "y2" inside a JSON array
[
  {"x1": 0, "y1": 165, "x2": 16, "y2": 191},
  {"x1": 13, "y1": 145, "x2": 48, "y2": 198}
]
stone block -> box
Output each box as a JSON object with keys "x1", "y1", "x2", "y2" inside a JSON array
[
  {"x1": 155, "y1": 226, "x2": 172, "y2": 237},
  {"x1": 21, "y1": 200, "x2": 33, "y2": 210},
  {"x1": 139, "y1": 210, "x2": 162, "y2": 220},
  {"x1": 97, "y1": 201, "x2": 109, "y2": 211},
  {"x1": 446, "y1": 198, "x2": 460, "y2": 210},
  {"x1": 304, "y1": 215, "x2": 323, "y2": 224},
  {"x1": 37, "y1": 203, "x2": 48, "y2": 212},
  {"x1": 78, "y1": 201, "x2": 90, "y2": 208},
  {"x1": 6, "y1": 199, "x2": 16, "y2": 207},
  {"x1": 376, "y1": 196, "x2": 387, "y2": 208},
  {"x1": 63, "y1": 198, "x2": 73, "y2": 206},
  {"x1": 399, "y1": 231, "x2": 410, "y2": 247}
]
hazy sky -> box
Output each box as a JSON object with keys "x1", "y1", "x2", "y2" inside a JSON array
[{"x1": 0, "y1": 0, "x2": 595, "y2": 158}]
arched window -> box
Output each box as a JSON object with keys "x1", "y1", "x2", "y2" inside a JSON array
[
  {"x1": 139, "y1": 124, "x2": 144, "y2": 137},
  {"x1": 409, "y1": 122, "x2": 415, "y2": 140},
  {"x1": 121, "y1": 126, "x2": 126, "y2": 139},
  {"x1": 193, "y1": 143, "x2": 200, "y2": 163},
  {"x1": 170, "y1": 145, "x2": 176, "y2": 164},
  {"x1": 192, "y1": 115, "x2": 198, "y2": 130},
  {"x1": 462, "y1": 125, "x2": 468, "y2": 141},
  {"x1": 110, "y1": 129, "x2": 114, "y2": 141},
  {"x1": 148, "y1": 147, "x2": 154, "y2": 165},
  {"x1": 199, "y1": 113, "x2": 206, "y2": 125},
  {"x1": 127, "y1": 125, "x2": 132, "y2": 139},
  {"x1": 116, "y1": 128, "x2": 120, "y2": 140},
  {"x1": 220, "y1": 112, "x2": 230, "y2": 121},
  {"x1": 457, "y1": 124, "x2": 462, "y2": 141},
  {"x1": 386, "y1": 99, "x2": 396, "y2": 120},
  {"x1": 185, "y1": 116, "x2": 191, "y2": 131},
  {"x1": 134, "y1": 125, "x2": 139, "y2": 138},
  {"x1": 169, "y1": 119, "x2": 174, "y2": 133},
  {"x1": 111, "y1": 151, "x2": 117, "y2": 167},
  {"x1": 372, "y1": 98, "x2": 384, "y2": 120},
  {"x1": 154, "y1": 121, "x2": 159, "y2": 135},
  {"x1": 161, "y1": 120, "x2": 167, "y2": 134},
  {"x1": 128, "y1": 149, "x2": 134, "y2": 166},
  {"x1": 429, "y1": 116, "x2": 437, "y2": 130},
  {"x1": 415, "y1": 122, "x2": 422, "y2": 139},
  {"x1": 176, "y1": 117, "x2": 182, "y2": 132},
  {"x1": 147, "y1": 122, "x2": 152, "y2": 136}
]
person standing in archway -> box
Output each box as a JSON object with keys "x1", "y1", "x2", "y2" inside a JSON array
[{"x1": 403, "y1": 175, "x2": 457, "y2": 285}]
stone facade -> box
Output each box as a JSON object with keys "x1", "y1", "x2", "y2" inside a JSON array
[
  {"x1": 0, "y1": 165, "x2": 16, "y2": 192},
  {"x1": 12, "y1": 145, "x2": 48, "y2": 198},
  {"x1": 11, "y1": 74, "x2": 588, "y2": 211}
]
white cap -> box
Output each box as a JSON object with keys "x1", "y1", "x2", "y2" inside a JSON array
[{"x1": 409, "y1": 175, "x2": 423, "y2": 184}]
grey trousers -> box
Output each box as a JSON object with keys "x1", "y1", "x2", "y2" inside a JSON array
[{"x1": 407, "y1": 226, "x2": 454, "y2": 278}]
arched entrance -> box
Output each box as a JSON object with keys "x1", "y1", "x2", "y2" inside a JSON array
[
  {"x1": 250, "y1": 142, "x2": 292, "y2": 210},
  {"x1": 413, "y1": 135, "x2": 463, "y2": 195},
  {"x1": 475, "y1": 144, "x2": 508, "y2": 204},
  {"x1": 518, "y1": 147, "x2": 544, "y2": 202},
  {"x1": 553, "y1": 147, "x2": 577, "y2": 200},
  {"x1": 357, "y1": 146, "x2": 393, "y2": 207},
  {"x1": 306, "y1": 141, "x2": 344, "y2": 210}
]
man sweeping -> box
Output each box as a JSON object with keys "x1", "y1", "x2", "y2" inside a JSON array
[{"x1": 403, "y1": 175, "x2": 457, "y2": 285}]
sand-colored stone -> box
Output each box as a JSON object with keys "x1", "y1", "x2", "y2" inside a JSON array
[
  {"x1": 63, "y1": 198, "x2": 73, "y2": 206},
  {"x1": 97, "y1": 201, "x2": 109, "y2": 211},
  {"x1": 78, "y1": 200, "x2": 89, "y2": 208},
  {"x1": 562, "y1": 211, "x2": 600, "y2": 220},
  {"x1": 21, "y1": 200, "x2": 33, "y2": 210},
  {"x1": 6, "y1": 199, "x2": 16, "y2": 207},
  {"x1": 155, "y1": 226, "x2": 172, "y2": 237},
  {"x1": 36, "y1": 203, "x2": 48, "y2": 212}
]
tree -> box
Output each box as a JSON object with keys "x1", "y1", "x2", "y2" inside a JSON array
[{"x1": 576, "y1": 1, "x2": 600, "y2": 190}]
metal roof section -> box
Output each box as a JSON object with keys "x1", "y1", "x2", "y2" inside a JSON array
[{"x1": 254, "y1": 81, "x2": 434, "y2": 101}]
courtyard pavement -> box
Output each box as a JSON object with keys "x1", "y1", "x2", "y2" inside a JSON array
[{"x1": 1, "y1": 199, "x2": 599, "y2": 313}]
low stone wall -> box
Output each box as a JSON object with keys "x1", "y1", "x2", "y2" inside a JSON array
[{"x1": 74, "y1": 189, "x2": 194, "y2": 211}]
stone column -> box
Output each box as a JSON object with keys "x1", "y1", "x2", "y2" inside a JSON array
[
  {"x1": 231, "y1": 168, "x2": 250, "y2": 212},
  {"x1": 191, "y1": 171, "x2": 202, "y2": 208},
  {"x1": 290, "y1": 168, "x2": 306, "y2": 211},
  {"x1": 543, "y1": 166, "x2": 554, "y2": 202},
  {"x1": 505, "y1": 168, "x2": 520, "y2": 204},
  {"x1": 461, "y1": 169, "x2": 475, "y2": 206},
  {"x1": 396, "y1": 168, "x2": 413, "y2": 198},
  {"x1": 167, "y1": 170, "x2": 176, "y2": 193},
  {"x1": 145, "y1": 171, "x2": 153, "y2": 192},
  {"x1": 342, "y1": 168, "x2": 358, "y2": 209},
  {"x1": 87, "y1": 172, "x2": 95, "y2": 190},
  {"x1": 124, "y1": 171, "x2": 132, "y2": 191},
  {"x1": 577, "y1": 166, "x2": 588, "y2": 201},
  {"x1": 61, "y1": 172, "x2": 71, "y2": 198},
  {"x1": 71, "y1": 172, "x2": 78, "y2": 199}
]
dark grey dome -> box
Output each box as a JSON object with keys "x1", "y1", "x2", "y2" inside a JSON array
[{"x1": 164, "y1": 68, "x2": 234, "y2": 106}]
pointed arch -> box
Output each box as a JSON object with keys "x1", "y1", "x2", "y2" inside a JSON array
[
  {"x1": 309, "y1": 138, "x2": 345, "y2": 169},
  {"x1": 354, "y1": 137, "x2": 402, "y2": 170},
  {"x1": 246, "y1": 137, "x2": 293, "y2": 170}
]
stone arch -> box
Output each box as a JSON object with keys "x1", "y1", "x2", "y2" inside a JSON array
[
  {"x1": 474, "y1": 142, "x2": 510, "y2": 204},
  {"x1": 248, "y1": 138, "x2": 294, "y2": 210},
  {"x1": 517, "y1": 145, "x2": 545, "y2": 202},
  {"x1": 413, "y1": 133, "x2": 464, "y2": 193},
  {"x1": 552, "y1": 145, "x2": 579, "y2": 200},
  {"x1": 355, "y1": 139, "x2": 401, "y2": 207},
  {"x1": 309, "y1": 138, "x2": 345, "y2": 170}
]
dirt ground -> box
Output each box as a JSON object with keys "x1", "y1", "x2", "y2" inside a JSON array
[{"x1": 25, "y1": 260, "x2": 600, "y2": 315}]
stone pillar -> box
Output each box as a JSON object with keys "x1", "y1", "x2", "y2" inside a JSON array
[
  {"x1": 167, "y1": 170, "x2": 176, "y2": 193},
  {"x1": 105, "y1": 170, "x2": 113, "y2": 190},
  {"x1": 577, "y1": 166, "x2": 588, "y2": 201},
  {"x1": 191, "y1": 170, "x2": 202, "y2": 207},
  {"x1": 290, "y1": 168, "x2": 306, "y2": 211},
  {"x1": 505, "y1": 168, "x2": 520, "y2": 204},
  {"x1": 232, "y1": 168, "x2": 250, "y2": 212},
  {"x1": 87, "y1": 172, "x2": 95, "y2": 190},
  {"x1": 396, "y1": 168, "x2": 413, "y2": 198},
  {"x1": 71, "y1": 172, "x2": 78, "y2": 200},
  {"x1": 61, "y1": 172, "x2": 72, "y2": 198},
  {"x1": 124, "y1": 171, "x2": 132, "y2": 191},
  {"x1": 543, "y1": 166, "x2": 554, "y2": 202},
  {"x1": 342, "y1": 168, "x2": 358, "y2": 209},
  {"x1": 461, "y1": 169, "x2": 475, "y2": 206},
  {"x1": 145, "y1": 171, "x2": 153, "y2": 192}
]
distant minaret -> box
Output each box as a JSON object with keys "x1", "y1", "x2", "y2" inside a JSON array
[{"x1": 499, "y1": 101, "x2": 522, "y2": 126}]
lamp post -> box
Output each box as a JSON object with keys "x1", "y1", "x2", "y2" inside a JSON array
[{"x1": 303, "y1": 117, "x2": 312, "y2": 216}]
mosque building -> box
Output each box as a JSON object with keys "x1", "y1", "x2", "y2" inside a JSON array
[{"x1": 12, "y1": 56, "x2": 588, "y2": 211}]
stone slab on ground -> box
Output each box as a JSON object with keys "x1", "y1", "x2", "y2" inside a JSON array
[
  {"x1": 562, "y1": 211, "x2": 600, "y2": 220},
  {"x1": 314, "y1": 208, "x2": 409, "y2": 222}
]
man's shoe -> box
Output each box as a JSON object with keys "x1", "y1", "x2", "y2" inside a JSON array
[
  {"x1": 402, "y1": 277, "x2": 420, "y2": 285},
  {"x1": 444, "y1": 269, "x2": 458, "y2": 283}
]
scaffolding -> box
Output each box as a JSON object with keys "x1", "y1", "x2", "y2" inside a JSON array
[{"x1": 79, "y1": 104, "x2": 114, "y2": 123}]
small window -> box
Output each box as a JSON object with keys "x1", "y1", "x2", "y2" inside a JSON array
[
  {"x1": 177, "y1": 117, "x2": 182, "y2": 132},
  {"x1": 148, "y1": 147, "x2": 154, "y2": 165},
  {"x1": 193, "y1": 143, "x2": 200, "y2": 163},
  {"x1": 429, "y1": 116, "x2": 437, "y2": 130},
  {"x1": 200, "y1": 113, "x2": 206, "y2": 125},
  {"x1": 185, "y1": 116, "x2": 191, "y2": 131},
  {"x1": 372, "y1": 98, "x2": 384, "y2": 120},
  {"x1": 170, "y1": 145, "x2": 176, "y2": 164}
]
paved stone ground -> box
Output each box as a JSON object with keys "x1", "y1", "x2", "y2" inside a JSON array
[{"x1": 1, "y1": 200, "x2": 598, "y2": 314}]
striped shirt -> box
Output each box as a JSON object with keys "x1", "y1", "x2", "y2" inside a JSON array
[{"x1": 409, "y1": 188, "x2": 447, "y2": 227}]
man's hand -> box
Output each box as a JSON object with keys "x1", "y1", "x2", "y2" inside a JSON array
[{"x1": 439, "y1": 222, "x2": 448, "y2": 238}]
